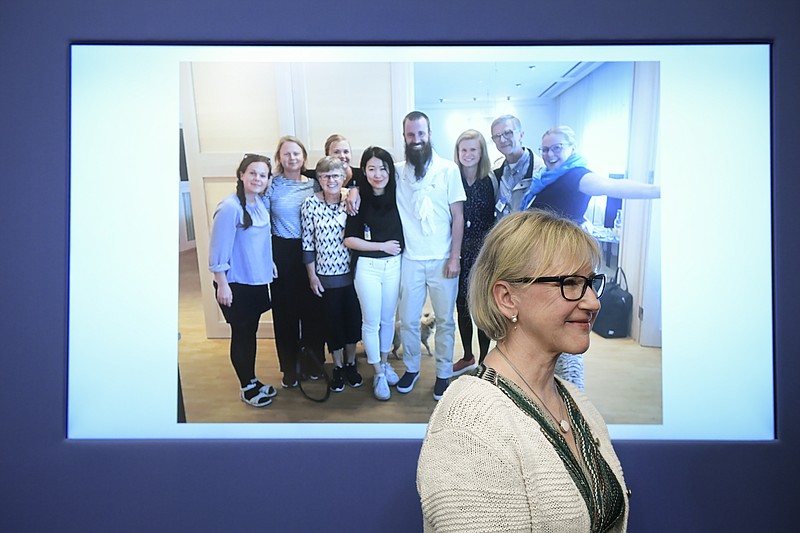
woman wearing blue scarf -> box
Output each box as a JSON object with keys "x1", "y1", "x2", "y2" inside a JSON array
[
  {"x1": 521, "y1": 126, "x2": 660, "y2": 391},
  {"x1": 521, "y1": 125, "x2": 659, "y2": 224}
]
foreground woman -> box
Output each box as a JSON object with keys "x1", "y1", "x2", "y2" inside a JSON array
[
  {"x1": 418, "y1": 210, "x2": 629, "y2": 532},
  {"x1": 208, "y1": 153, "x2": 278, "y2": 407}
]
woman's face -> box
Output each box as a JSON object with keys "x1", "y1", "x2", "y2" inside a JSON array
[
  {"x1": 318, "y1": 169, "x2": 344, "y2": 197},
  {"x1": 327, "y1": 140, "x2": 352, "y2": 170},
  {"x1": 510, "y1": 261, "x2": 600, "y2": 357},
  {"x1": 541, "y1": 133, "x2": 575, "y2": 170},
  {"x1": 457, "y1": 138, "x2": 481, "y2": 171},
  {"x1": 364, "y1": 156, "x2": 390, "y2": 194},
  {"x1": 279, "y1": 141, "x2": 305, "y2": 174},
  {"x1": 239, "y1": 161, "x2": 271, "y2": 196}
]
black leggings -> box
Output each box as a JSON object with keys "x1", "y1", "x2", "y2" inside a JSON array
[
  {"x1": 214, "y1": 282, "x2": 270, "y2": 388},
  {"x1": 230, "y1": 319, "x2": 259, "y2": 387},
  {"x1": 456, "y1": 285, "x2": 490, "y2": 363}
]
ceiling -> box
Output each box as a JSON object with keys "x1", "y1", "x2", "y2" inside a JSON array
[{"x1": 413, "y1": 61, "x2": 603, "y2": 107}]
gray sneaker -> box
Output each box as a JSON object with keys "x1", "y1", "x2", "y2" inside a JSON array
[
  {"x1": 373, "y1": 373, "x2": 390, "y2": 401},
  {"x1": 382, "y1": 362, "x2": 400, "y2": 386}
]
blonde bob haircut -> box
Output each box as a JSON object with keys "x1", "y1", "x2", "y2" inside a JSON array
[
  {"x1": 273, "y1": 135, "x2": 308, "y2": 175},
  {"x1": 468, "y1": 210, "x2": 601, "y2": 342}
]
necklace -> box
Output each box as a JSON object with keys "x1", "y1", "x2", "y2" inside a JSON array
[{"x1": 494, "y1": 345, "x2": 570, "y2": 434}]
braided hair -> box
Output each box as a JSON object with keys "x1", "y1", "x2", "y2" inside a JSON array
[{"x1": 235, "y1": 153, "x2": 272, "y2": 229}]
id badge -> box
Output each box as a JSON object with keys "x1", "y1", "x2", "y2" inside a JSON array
[
  {"x1": 364, "y1": 224, "x2": 372, "y2": 241},
  {"x1": 495, "y1": 196, "x2": 508, "y2": 214}
]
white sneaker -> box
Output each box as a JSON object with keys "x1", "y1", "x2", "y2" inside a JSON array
[
  {"x1": 382, "y1": 362, "x2": 400, "y2": 386},
  {"x1": 373, "y1": 373, "x2": 390, "y2": 401}
]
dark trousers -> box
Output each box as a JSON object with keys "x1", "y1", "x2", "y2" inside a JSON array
[
  {"x1": 271, "y1": 236, "x2": 326, "y2": 378},
  {"x1": 321, "y1": 283, "x2": 362, "y2": 351}
]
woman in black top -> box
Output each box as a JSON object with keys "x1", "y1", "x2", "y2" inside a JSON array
[{"x1": 344, "y1": 146, "x2": 404, "y2": 401}]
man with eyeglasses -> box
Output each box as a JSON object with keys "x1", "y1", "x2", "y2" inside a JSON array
[
  {"x1": 394, "y1": 111, "x2": 466, "y2": 401},
  {"x1": 489, "y1": 115, "x2": 545, "y2": 220}
]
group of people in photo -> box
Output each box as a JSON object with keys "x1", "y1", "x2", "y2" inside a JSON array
[{"x1": 207, "y1": 110, "x2": 660, "y2": 407}]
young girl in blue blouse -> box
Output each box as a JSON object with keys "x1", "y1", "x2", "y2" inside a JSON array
[{"x1": 208, "y1": 153, "x2": 277, "y2": 407}]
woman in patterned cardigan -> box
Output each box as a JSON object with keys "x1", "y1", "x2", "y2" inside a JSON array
[
  {"x1": 301, "y1": 156, "x2": 363, "y2": 393},
  {"x1": 418, "y1": 210, "x2": 629, "y2": 532}
]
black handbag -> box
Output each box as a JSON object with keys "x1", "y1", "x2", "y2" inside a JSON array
[{"x1": 592, "y1": 267, "x2": 633, "y2": 338}]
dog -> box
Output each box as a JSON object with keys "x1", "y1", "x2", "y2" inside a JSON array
[{"x1": 391, "y1": 312, "x2": 436, "y2": 359}]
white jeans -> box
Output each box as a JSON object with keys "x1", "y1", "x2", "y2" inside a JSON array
[
  {"x1": 353, "y1": 255, "x2": 402, "y2": 365},
  {"x1": 399, "y1": 257, "x2": 458, "y2": 378}
]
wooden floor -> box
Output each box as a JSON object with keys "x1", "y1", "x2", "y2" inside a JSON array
[{"x1": 179, "y1": 249, "x2": 662, "y2": 425}]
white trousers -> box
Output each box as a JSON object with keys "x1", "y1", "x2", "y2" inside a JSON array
[
  {"x1": 353, "y1": 255, "x2": 402, "y2": 365},
  {"x1": 399, "y1": 257, "x2": 458, "y2": 378}
]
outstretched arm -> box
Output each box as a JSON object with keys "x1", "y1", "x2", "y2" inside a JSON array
[{"x1": 578, "y1": 172, "x2": 660, "y2": 199}]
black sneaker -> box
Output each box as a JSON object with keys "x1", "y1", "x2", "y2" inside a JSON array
[
  {"x1": 396, "y1": 371, "x2": 420, "y2": 394},
  {"x1": 281, "y1": 374, "x2": 299, "y2": 388},
  {"x1": 330, "y1": 366, "x2": 345, "y2": 392},
  {"x1": 343, "y1": 362, "x2": 363, "y2": 388},
  {"x1": 433, "y1": 377, "x2": 449, "y2": 401}
]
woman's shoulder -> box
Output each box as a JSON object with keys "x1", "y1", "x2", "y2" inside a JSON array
[
  {"x1": 301, "y1": 193, "x2": 321, "y2": 207},
  {"x1": 427, "y1": 376, "x2": 514, "y2": 432},
  {"x1": 216, "y1": 193, "x2": 242, "y2": 212}
]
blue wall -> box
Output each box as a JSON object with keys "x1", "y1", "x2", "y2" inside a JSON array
[{"x1": 1, "y1": 1, "x2": 798, "y2": 531}]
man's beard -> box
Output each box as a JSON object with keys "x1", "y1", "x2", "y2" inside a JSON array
[{"x1": 405, "y1": 141, "x2": 433, "y2": 180}]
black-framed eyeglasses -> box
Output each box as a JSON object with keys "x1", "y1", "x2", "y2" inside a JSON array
[
  {"x1": 491, "y1": 129, "x2": 517, "y2": 142},
  {"x1": 507, "y1": 274, "x2": 606, "y2": 301}
]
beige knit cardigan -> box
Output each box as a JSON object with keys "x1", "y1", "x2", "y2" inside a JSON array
[{"x1": 417, "y1": 375, "x2": 629, "y2": 532}]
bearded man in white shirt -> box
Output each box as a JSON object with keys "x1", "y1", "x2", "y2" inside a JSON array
[{"x1": 394, "y1": 111, "x2": 466, "y2": 401}]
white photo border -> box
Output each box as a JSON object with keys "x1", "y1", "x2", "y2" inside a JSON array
[{"x1": 68, "y1": 44, "x2": 773, "y2": 440}]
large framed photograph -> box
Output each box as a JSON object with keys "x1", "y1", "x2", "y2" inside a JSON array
[{"x1": 69, "y1": 44, "x2": 772, "y2": 440}]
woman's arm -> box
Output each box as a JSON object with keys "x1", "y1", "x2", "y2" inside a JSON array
[
  {"x1": 212, "y1": 271, "x2": 232, "y2": 306},
  {"x1": 418, "y1": 426, "x2": 531, "y2": 532},
  {"x1": 300, "y1": 199, "x2": 324, "y2": 296},
  {"x1": 305, "y1": 260, "x2": 324, "y2": 297},
  {"x1": 208, "y1": 198, "x2": 237, "y2": 306},
  {"x1": 345, "y1": 186, "x2": 361, "y2": 215},
  {"x1": 445, "y1": 201, "x2": 464, "y2": 278},
  {"x1": 343, "y1": 236, "x2": 401, "y2": 255},
  {"x1": 578, "y1": 172, "x2": 660, "y2": 199}
]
